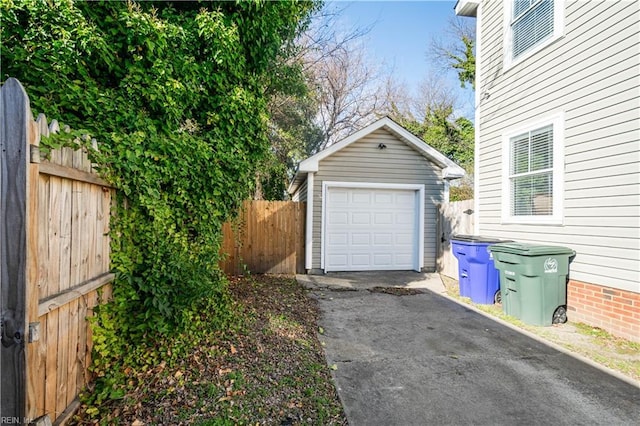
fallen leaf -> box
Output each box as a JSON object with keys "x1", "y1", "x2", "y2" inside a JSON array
[
  {"x1": 230, "y1": 344, "x2": 237, "y2": 354},
  {"x1": 131, "y1": 420, "x2": 144, "y2": 426}
]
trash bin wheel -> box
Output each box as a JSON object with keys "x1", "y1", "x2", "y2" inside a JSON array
[
  {"x1": 552, "y1": 306, "x2": 567, "y2": 324},
  {"x1": 494, "y1": 290, "x2": 502, "y2": 305}
]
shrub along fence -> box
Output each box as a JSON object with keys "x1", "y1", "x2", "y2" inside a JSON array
[
  {"x1": 1, "y1": 78, "x2": 114, "y2": 424},
  {"x1": 0, "y1": 78, "x2": 305, "y2": 424},
  {"x1": 220, "y1": 200, "x2": 306, "y2": 275}
]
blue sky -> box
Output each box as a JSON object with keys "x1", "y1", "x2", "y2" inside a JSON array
[{"x1": 329, "y1": 0, "x2": 475, "y2": 116}]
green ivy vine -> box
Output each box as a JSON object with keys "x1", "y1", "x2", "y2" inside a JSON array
[{"x1": 2, "y1": 0, "x2": 318, "y2": 410}]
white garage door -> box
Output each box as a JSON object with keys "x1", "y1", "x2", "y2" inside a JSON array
[{"x1": 324, "y1": 186, "x2": 419, "y2": 271}]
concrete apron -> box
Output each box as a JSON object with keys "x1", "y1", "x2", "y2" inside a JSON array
[{"x1": 298, "y1": 272, "x2": 640, "y2": 426}]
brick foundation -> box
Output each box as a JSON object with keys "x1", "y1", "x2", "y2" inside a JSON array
[{"x1": 567, "y1": 280, "x2": 640, "y2": 342}]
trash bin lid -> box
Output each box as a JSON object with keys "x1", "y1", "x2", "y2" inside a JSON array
[
  {"x1": 451, "y1": 234, "x2": 511, "y2": 243},
  {"x1": 488, "y1": 242, "x2": 575, "y2": 256}
]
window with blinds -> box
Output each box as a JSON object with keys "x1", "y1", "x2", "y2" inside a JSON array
[
  {"x1": 509, "y1": 125, "x2": 554, "y2": 216},
  {"x1": 512, "y1": 0, "x2": 554, "y2": 60}
]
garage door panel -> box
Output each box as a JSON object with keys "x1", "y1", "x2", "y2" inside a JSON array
[
  {"x1": 374, "y1": 212, "x2": 393, "y2": 224},
  {"x1": 374, "y1": 192, "x2": 393, "y2": 204},
  {"x1": 327, "y1": 233, "x2": 348, "y2": 245},
  {"x1": 395, "y1": 253, "x2": 414, "y2": 266},
  {"x1": 396, "y1": 212, "x2": 414, "y2": 225},
  {"x1": 329, "y1": 190, "x2": 349, "y2": 204},
  {"x1": 352, "y1": 254, "x2": 371, "y2": 266},
  {"x1": 329, "y1": 212, "x2": 349, "y2": 225},
  {"x1": 327, "y1": 254, "x2": 348, "y2": 268},
  {"x1": 351, "y1": 212, "x2": 371, "y2": 225},
  {"x1": 396, "y1": 192, "x2": 415, "y2": 206},
  {"x1": 395, "y1": 233, "x2": 413, "y2": 245},
  {"x1": 352, "y1": 192, "x2": 372, "y2": 204},
  {"x1": 373, "y1": 254, "x2": 393, "y2": 266},
  {"x1": 352, "y1": 233, "x2": 370, "y2": 245},
  {"x1": 325, "y1": 187, "x2": 419, "y2": 272},
  {"x1": 373, "y1": 233, "x2": 393, "y2": 245}
]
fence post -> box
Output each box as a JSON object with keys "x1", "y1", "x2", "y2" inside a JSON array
[{"x1": 1, "y1": 77, "x2": 36, "y2": 420}]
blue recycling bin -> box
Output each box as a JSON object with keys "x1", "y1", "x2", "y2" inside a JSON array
[{"x1": 451, "y1": 235, "x2": 509, "y2": 304}]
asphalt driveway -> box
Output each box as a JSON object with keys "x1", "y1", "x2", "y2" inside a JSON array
[{"x1": 298, "y1": 272, "x2": 640, "y2": 425}]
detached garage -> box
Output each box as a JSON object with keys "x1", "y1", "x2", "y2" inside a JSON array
[{"x1": 288, "y1": 116, "x2": 465, "y2": 274}]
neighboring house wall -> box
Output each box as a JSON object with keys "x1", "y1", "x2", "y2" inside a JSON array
[
  {"x1": 475, "y1": 0, "x2": 639, "y2": 340},
  {"x1": 292, "y1": 178, "x2": 307, "y2": 202},
  {"x1": 309, "y1": 128, "x2": 445, "y2": 271}
]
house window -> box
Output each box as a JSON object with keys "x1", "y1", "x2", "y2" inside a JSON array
[
  {"x1": 504, "y1": 0, "x2": 563, "y2": 68},
  {"x1": 510, "y1": 125, "x2": 553, "y2": 215},
  {"x1": 502, "y1": 114, "x2": 564, "y2": 224},
  {"x1": 513, "y1": 0, "x2": 554, "y2": 58}
]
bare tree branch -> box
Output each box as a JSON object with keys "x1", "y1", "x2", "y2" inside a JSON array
[{"x1": 428, "y1": 16, "x2": 476, "y2": 88}]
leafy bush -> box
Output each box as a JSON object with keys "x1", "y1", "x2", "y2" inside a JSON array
[
  {"x1": 2, "y1": 0, "x2": 316, "y2": 403},
  {"x1": 450, "y1": 184, "x2": 474, "y2": 201}
]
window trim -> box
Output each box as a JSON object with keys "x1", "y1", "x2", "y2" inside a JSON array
[
  {"x1": 501, "y1": 113, "x2": 564, "y2": 225},
  {"x1": 503, "y1": 0, "x2": 565, "y2": 71}
]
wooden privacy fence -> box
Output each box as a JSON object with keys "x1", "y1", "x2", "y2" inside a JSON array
[
  {"x1": 1, "y1": 78, "x2": 113, "y2": 424},
  {"x1": 220, "y1": 200, "x2": 306, "y2": 275},
  {"x1": 436, "y1": 199, "x2": 475, "y2": 278}
]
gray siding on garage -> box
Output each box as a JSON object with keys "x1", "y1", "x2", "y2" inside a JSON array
[
  {"x1": 310, "y1": 128, "x2": 445, "y2": 271},
  {"x1": 476, "y1": 0, "x2": 640, "y2": 292}
]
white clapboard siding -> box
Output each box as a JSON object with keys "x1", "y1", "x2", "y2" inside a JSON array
[
  {"x1": 566, "y1": 139, "x2": 637, "y2": 161},
  {"x1": 292, "y1": 178, "x2": 307, "y2": 202},
  {"x1": 476, "y1": 0, "x2": 640, "y2": 293}
]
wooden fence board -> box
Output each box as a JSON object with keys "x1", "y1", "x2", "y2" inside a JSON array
[
  {"x1": 70, "y1": 181, "x2": 83, "y2": 288},
  {"x1": 88, "y1": 185, "x2": 98, "y2": 278},
  {"x1": 38, "y1": 174, "x2": 50, "y2": 301},
  {"x1": 76, "y1": 297, "x2": 88, "y2": 394},
  {"x1": 44, "y1": 309, "x2": 58, "y2": 418},
  {"x1": 56, "y1": 304, "x2": 70, "y2": 416},
  {"x1": 59, "y1": 179, "x2": 73, "y2": 292},
  {"x1": 101, "y1": 189, "x2": 111, "y2": 272},
  {"x1": 35, "y1": 314, "x2": 47, "y2": 417},
  {"x1": 26, "y1": 88, "x2": 41, "y2": 422},
  {"x1": 40, "y1": 161, "x2": 110, "y2": 187},
  {"x1": 220, "y1": 201, "x2": 306, "y2": 275},
  {"x1": 66, "y1": 299, "x2": 79, "y2": 406},
  {"x1": 47, "y1": 176, "x2": 62, "y2": 299}
]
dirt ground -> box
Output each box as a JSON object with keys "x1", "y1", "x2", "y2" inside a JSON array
[{"x1": 439, "y1": 275, "x2": 640, "y2": 385}]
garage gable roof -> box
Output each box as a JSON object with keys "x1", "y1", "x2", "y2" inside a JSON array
[{"x1": 288, "y1": 116, "x2": 465, "y2": 194}]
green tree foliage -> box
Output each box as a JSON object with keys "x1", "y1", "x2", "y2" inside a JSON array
[
  {"x1": 390, "y1": 104, "x2": 474, "y2": 201},
  {"x1": 448, "y1": 35, "x2": 475, "y2": 89},
  {"x1": 259, "y1": 90, "x2": 323, "y2": 199},
  {"x1": 392, "y1": 107, "x2": 473, "y2": 171},
  {"x1": 2, "y1": 0, "x2": 316, "y2": 403}
]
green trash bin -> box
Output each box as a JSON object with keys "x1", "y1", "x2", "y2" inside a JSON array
[{"x1": 488, "y1": 243, "x2": 576, "y2": 326}]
